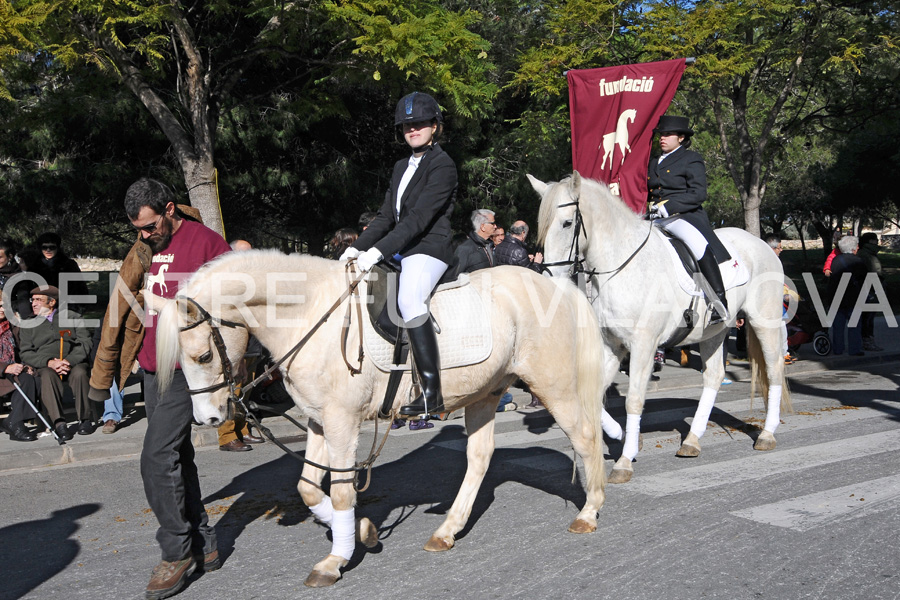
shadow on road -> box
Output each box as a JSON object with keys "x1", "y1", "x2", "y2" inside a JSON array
[
  {"x1": 0, "y1": 503, "x2": 101, "y2": 599},
  {"x1": 201, "y1": 423, "x2": 588, "y2": 577}
]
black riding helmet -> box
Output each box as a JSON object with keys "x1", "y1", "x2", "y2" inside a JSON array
[{"x1": 395, "y1": 92, "x2": 442, "y2": 126}]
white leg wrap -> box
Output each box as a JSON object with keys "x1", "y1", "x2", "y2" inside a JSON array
[
  {"x1": 602, "y1": 409, "x2": 623, "y2": 440},
  {"x1": 331, "y1": 508, "x2": 356, "y2": 561},
  {"x1": 309, "y1": 496, "x2": 334, "y2": 527},
  {"x1": 689, "y1": 387, "x2": 718, "y2": 439},
  {"x1": 622, "y1": 413, "x2": 641, "y2": 461},
  {"x1": 764, "y1": 384, "x2": 782, "y2": 433}
]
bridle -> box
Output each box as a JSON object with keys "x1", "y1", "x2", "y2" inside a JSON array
[
  {"x1": 541, "y1": 196, "x2": 654, "y2": 283},
  {"x1": 177, "y1": 265, "x2": 390, "y2": 491},
  {"x1": 181, "y1": 297, "x2": 247, "y2": 409}
]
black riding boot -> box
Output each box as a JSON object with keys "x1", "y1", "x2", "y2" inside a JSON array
[
  {"x1": 697, "y1": 248, "x2": 729, "y2": 324},
  {"x1": 399, "y1": 320, "x2": 445, "y2": 417}
]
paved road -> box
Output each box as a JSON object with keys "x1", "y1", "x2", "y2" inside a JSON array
[{"x1": 1, "y1": 360, "x2": 899, "y2": 600}]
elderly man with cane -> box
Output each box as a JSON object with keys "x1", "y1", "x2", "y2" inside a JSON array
[{"x1": 19, "y1": 285, "x2": 94, "y2": 440}]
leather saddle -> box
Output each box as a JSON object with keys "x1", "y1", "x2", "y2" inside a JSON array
[
  {"x1": 364, "y1": 258, "x2": 462, "y2": 344},
  {"x1": 653, "y1": 217, "x2": 700, "y2": 277}
]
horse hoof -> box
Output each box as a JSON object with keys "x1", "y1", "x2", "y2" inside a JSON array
[
  {"x1": 754, "y1": 431, "x2": 776, "y2": 451},
  {"x1": 608, "y1": 467, "x2": 633, "y2": 484},
  {"x1": 568, "y1": 518, "x2": 596, "y2": 534},
  {"x1": 304, "y1": 570, "x2": 341, "y2": 588},
  {"x1": 676, "y1": 442, "x2": 701, "y2": 457},
  {"x1": 356, "y1": 517, "x2": 379, "y2": 548},
  {"x1": 424, "y1": 535, "x2": 454, "y2": 552}
]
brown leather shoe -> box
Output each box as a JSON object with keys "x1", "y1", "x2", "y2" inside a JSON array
[
  {"x1": 242, "y1": 434, "x2": 265, "y2": 444},
  {"x1": 219, "y1": 439, "x2": 252, "y2": 452},
  {"x1": 101, "y1": 419, "x2": 118, "y2": 434},
  {"x1": 193, "y1": 548, "x2": 221, "y2": 572},
  {"x1": 145, "y1": 556, "x2": 196, "y2": 600}
]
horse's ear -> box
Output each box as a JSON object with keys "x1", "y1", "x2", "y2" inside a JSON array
[
  {"x1": 570, "y1": 171, "x2": 583, "y2": 196},
  {"x1": 144, "y1": 291, "x2": 170, "y2": 314},
  {"x1": 526, "y1": 174, "x2": 549, "y2": 196}
]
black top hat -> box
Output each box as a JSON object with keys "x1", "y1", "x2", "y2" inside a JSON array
[{"x1": 653, "y1": 115, "x2": 694, "y2": 136}]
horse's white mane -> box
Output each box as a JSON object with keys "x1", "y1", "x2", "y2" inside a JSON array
[
  {"x1": 155, "y1": 250, "x2": 344, "y2": 392},
  {"x1": 537, "y1": 173, "x2": 641, "y2": 245}
]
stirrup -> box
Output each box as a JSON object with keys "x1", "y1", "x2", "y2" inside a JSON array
[
  {"x1": 399, "y1": 397, "x2": 445, "y2": 418},
  {"x1": 707, "y1": 301, "x2": 728, "y2": 325}
]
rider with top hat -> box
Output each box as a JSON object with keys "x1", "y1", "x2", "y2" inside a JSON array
[
  {"x1": 647, "y1": 115, "x2": 731, "y2": 323},
  {"x1": 340, "y1": 92, "x2": 457, "y2": 417}
]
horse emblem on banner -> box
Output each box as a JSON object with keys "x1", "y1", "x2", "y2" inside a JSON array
[{"x1": 600, "y1": 109, "x2": 637, "y2": 170}]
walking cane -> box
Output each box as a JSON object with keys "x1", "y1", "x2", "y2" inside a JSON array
[
  {"x1": 12, "y1": 378, "x2": 66, "y2": 445},
  {"x1": 58, "y1": 329, "x2": 71, "y2": 380}
]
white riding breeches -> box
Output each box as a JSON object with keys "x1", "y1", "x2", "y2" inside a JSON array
[
  {"x1": 660, "y1": 218, "x2": 709, "y2": 259},
  {"x1": 398, "y1": 253, "x2": 448, "y2": 322}
]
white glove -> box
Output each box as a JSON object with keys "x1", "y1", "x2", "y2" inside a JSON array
[
  {"x1": 647, "y1": 201, "x2": 669, "y2": 220},
  {"x1": 356, "y1": 248, "x2": 383, "y2": 272},
  {"x1": 339, "y1": 247, "x2": 360, "y2": 261}
]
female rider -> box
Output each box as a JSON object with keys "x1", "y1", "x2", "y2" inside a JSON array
[
  {"x1": 647, "y1": 115, "x2": 731, "y2": 324},
  {"x1": 340, "y1": 92, "x2": 457, "y2": 417}
]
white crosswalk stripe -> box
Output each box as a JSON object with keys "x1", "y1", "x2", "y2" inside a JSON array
[
  {"x1": 619, "y1": 429, "x2": 900, "y2": 497},
  {"x1": 730, "y1": 473, "x2": 900, "y2": 531}
]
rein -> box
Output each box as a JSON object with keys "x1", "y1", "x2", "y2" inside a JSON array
[
  {"x1": 543, "y1": 198, "x2": 653, "y2": 282},
  {"x1": 178, "y1": 263, "x2": 391, "y2": 491}
]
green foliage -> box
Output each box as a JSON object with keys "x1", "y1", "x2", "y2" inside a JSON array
[
  {"x1": 0, "y1": 0, "x2": 54, "y2": 100},
  {"x1": 325, "y1": 0, "x2": 497, "y2": 118}
]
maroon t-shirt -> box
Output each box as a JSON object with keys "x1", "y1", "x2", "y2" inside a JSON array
[{"x1": 138, "y1": 219, "x2": 231, "y2": 372}]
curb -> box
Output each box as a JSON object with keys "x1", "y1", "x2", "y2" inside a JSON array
[
  {"x1": 2, "y1": 353, "x2": 897, "y2": 473},
  {"x1": 0, "y1": 414, "x2": 308, "y2": 474}
]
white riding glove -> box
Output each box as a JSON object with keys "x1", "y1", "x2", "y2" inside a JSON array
[
  {"x1": 339, "y1": 247, "x2": 360, "y2": 261},
  {"x1": 356, "y1": 248, "x2": 383, "y2": 272},
  {"x1": 647, "y1": 201, "x2": 669, "y2": 220}
]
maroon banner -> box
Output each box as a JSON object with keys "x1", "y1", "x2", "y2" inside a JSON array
[{"x1": 568, "y1": 59, "x2": 686, "y2": 213}]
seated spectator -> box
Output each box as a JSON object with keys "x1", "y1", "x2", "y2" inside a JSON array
[
  {"x1": 454, "y1": 209, "x2": 496, "y2": 273},
  {"x1": 33, "y1": 232, "x2": 89, "y2": 304},
  {"x1": 0, "y1": 298, "x2": 40, "y2": 441},
  {"x1": 494, "y1": 220, "x2": 544, "y2": 273},
  {"x1": 827, "y1": 236, "x2": 866, "y2": 356},
  {"x1": 19, "y1": 285, "x2": 95, "y2": 439},
  {"x1": 0, "y1": 240, "x2": 34, "y2": 320}
]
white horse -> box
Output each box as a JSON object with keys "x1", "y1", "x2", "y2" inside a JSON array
[
  {"x1": 150, "y1": 251, "x2": 609, "y2": 587},
  {"x1": 528, "y1": 172, "x2": 792, "y2": 484},
  {"x1": 600, "y1": 109, "x2": 637, "y2": 169}
]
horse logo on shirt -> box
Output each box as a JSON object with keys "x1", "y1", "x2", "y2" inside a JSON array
[{"x1": 146, "y1": 263, "x2": 169, "y2": 296}]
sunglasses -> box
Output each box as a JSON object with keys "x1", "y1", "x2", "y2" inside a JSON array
[
  {"x1": 134, "y1": 213, "x2": 164, "y2": 233},
  {"x1": 42, "y1": 244, "x2": 58, "y2": 251}
]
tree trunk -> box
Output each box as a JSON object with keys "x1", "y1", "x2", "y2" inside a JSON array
[
  {"x1": 182, "y1": 158, "x2": 224, "y2": 237},
  {"x1": 743, "y1": 187, "x2": 761, "y2": 238}
]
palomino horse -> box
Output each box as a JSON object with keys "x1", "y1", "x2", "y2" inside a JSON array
[
  {"x1": 528, "y1": 172, "x2": 792, "y2": 484},
  {"x1": 151, "y1": 251, "x2": 609, "y2": 587}
]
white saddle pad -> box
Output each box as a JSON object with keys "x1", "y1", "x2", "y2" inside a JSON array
[
  {"x1": 657, "y1": 229, "x2": 750, "y2": 297},
  {"x1": 361, "y1": 274, "x2": 493, "y2": 373}
]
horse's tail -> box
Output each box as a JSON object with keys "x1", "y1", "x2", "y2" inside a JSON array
[
  {"x1": 564, "y1": 280, "x2": 607, "y2": 491},
  {"x1": 747, "y1": 324, "x2": 793, "y2": 415},
  {"x1": 155, "y1": 298, "x2": 182, "y2": 395}
]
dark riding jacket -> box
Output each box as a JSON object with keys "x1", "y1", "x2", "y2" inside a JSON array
[
  {"x1": 353, "y1": 143, "x2": 457, "y2": 265},
  {"x1": 647, "y1": 147, "x2": 730, "y2": 263}
]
